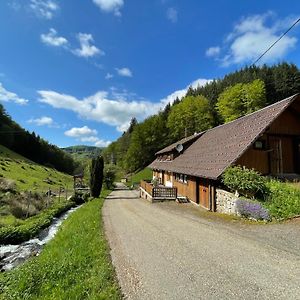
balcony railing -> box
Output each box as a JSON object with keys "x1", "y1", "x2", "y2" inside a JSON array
[{"x1": 140, "y1": 180, "x2": 177, "y2": 202}]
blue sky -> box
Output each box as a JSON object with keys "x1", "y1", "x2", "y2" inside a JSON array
[{"x1": 0, "y1": 0, "x2": 299, "y2": 148}]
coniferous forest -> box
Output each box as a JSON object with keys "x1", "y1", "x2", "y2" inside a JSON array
[
  {"x1": 0, "y1": 105, "x2": 78, "y2": 174},
  {"x1": 102, "y1": 63, "x2": 300, "y2": 172}
]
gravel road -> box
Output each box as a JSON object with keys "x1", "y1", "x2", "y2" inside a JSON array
[{"x1": 103, "y1": 185, "x2": 300, "y2": 300}]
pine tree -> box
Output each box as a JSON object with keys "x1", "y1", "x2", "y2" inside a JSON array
[{"x1": 90, "y1": 156, "x2": 104, "y2": 198}]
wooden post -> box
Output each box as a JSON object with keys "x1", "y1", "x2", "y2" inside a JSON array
[
  {"x1": 26, "y1": 191, "x2": 31, "y2": 218},
  {"x1": 65, "y1": 186, "x2": 68, "y2": 201}
]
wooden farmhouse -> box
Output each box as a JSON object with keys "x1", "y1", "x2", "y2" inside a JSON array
[{"x1": 145, "y1": 93, "x2": 300, "y2": 211}]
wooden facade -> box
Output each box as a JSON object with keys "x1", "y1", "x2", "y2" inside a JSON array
[
  {"x1": 152, "y1": 171, "x2": 215, "y2": 210},
  {"x1": 236, "y1": 106, "x2": 300, "y2": 176},
  {"x1": 149, "y1": 95, "x2": 300, "y2": 212}
]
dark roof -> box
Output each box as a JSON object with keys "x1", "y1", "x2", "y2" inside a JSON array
[
  {"x1": 149, "y1": 94, "x2": 299, "y2": 180},
  {"x1": 156, "y1": 132, "x2": 203, "y2": 155}
]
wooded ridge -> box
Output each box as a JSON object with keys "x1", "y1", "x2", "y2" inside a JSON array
[{"x1": 102, "y1": 63, "x2": 300, "y2": 173}]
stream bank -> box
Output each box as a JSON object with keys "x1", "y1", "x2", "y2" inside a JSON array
[{"x1": 0, "y1": 205, "x2": 81, "y2": 271}]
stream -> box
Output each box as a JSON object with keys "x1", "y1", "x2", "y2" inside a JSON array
[{"x1": 0, "y1": 205, "x2": 81, "y2": 272}]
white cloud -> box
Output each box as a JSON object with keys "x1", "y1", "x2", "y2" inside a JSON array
[
  {"x1": 116, "y1": 67, "x2": 132, "y2": 77},
  {"x1": 41, "y1": 28, "x2": 68, "y2": 47},
  {"x1": 73, "y1": 33, "x2": 104, "y2": 58},
  {"x1": 160, "y1": 78, "x2": 212, "y2": 106},
  {"x1": 30, "y1": 0, "x2": 59, "y2": 19},
  {"x1": 0, "y1": 83, "x2": 28, "y2": 105},
  {"x1": 80, "y1": 136, "x2": 99, "y2": 143},
  {"x1": 38, "y1": 78, "x2": 211, "y2": 133},
  {"x1": 105, "y1": 73, "x2": 114, "y2": 79},
  {"x1": 207, "y1": 12, "x2": 299, "y2": 66},
  {"x1": 39, "y1": 90, "x2": 158, "y2": 132},
  {"x1": 92, "y1": 0, "x2": 124, "y2": 16},
  {"x1": 205, "y1": 46, "x2": 220, "y2": 57},
  {"x1": 64, "y1": 126, "x2": 97, "y2": 137},
  {"x1": 95, "y1": 139, "x2": 111, "y2": 147},
  {"x1": 28, "y1": 116, "x2": 53, "y2": 126},
  {"x1": 166, "y1": 7, "x2": 178, "y2": 23},
  {"x1": 64, "y1": 127, "x2": 111, "y2": 147}
]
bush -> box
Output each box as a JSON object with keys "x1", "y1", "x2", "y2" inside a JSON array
[
  {"x1": 236, "y1": 198, "x2": 270, "y2": 221},
  {"x1": 222, "y1": 166, "x2": 267, "y2": 198},
  {"x1": 265, "y1": 180, "x2": 300, "y2": 219},
  {"x1": 0, "y1": 178, "x2": 17, "y2": 193},
  {"x1": 71, "y1": 191, "x2": 90, "y2": 205},
  {"x1": 104, "y1": 164, "x2": 117, "y2": 189},
  {"x1": 5, "y1": 191, "x2": 47, "y2": 219}
]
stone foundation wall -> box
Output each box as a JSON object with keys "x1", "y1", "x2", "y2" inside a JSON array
[{"x1": 216, "y1": 189, "x2": 238, "y2": 215}]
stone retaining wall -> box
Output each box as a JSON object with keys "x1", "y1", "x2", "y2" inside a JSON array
[{"x1": 216, "y1": 189, "x2": 238, "y2": 215}]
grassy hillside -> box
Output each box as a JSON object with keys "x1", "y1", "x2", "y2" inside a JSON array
[
  {"x1": 127, "y1": 167, "x2": 152, "y2": 187},
  {"x1": 0, "y1": 145, "x2": 73, "y2": 192},
  {"x1": 62, "y1": 145, "x2": 103, "y2": 161}
]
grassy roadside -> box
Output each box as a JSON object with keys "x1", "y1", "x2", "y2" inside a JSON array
[{"x1": 0, "y1": 190, "x2": 121, "y2": 300}]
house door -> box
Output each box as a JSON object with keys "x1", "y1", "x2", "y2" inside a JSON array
[
  {"x1": 269, "y1": 137, "x2": 283, "y2": 175},
  {"x1": 198, "y1": 179, "x2": 210, "y2": 209}
]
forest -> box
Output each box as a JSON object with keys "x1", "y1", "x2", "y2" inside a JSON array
[
  {"x1": 0, "y1": 106, "x2": 78, "y2": 174},
  {"x1": 102, "y1": 62, "x2": 300, "y2": 173}
]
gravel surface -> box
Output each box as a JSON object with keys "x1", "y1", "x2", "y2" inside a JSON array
[{"x1": 103, "y1": 184, "x2": 300, "y2": 300}]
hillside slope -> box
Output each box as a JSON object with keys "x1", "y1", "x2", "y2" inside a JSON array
[
  {"x1": 0, "y1": 145, "x2": 73, "y2": 192},
  {"x1": 62, "y1": 145, "x2": 102, "y2": 160}
]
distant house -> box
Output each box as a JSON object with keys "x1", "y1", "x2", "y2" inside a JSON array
[{"x1": 148, "y1": 94, "x2": 300, "y2": 211}]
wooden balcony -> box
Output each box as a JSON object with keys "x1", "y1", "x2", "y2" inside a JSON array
[{"x1": 140, "y1": 180, "x2": 177, "y2": 202}]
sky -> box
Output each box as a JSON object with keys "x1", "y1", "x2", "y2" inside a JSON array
[{"x1": 0, "y1": 0, "x2": 300, "y2": 148}]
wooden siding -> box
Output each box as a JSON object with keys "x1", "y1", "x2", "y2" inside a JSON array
[
  {"x1": 268, "y1": 109, "x2": 300, "y2": 135},
  {"x1": 151, "y1": 170, "x2": 215, "y2": 210},
  {"x1": 236, "y1": 147, "x2": 269, "y2": 174},
  {"x1": 173, "y1": 176, "x2": 197, "y2": 203},
  {"x1": 236, "y1": 108, "x2": 300, "y2": 175}
]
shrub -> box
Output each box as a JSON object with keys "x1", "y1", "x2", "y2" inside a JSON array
[
  {"x1": 236, "y1": 198, "x2": 270, "y2": 221},
  {"x1": 222, "y1": 166, "x2": 267, "y2": 198},
  {"x1": 265, "y1": 180, "x2": 300, "y2": 219},
  {"x1": 7, "y1": 191, "x2": 47, "y2": 219},
  {"x1": 104, "y1": 164, "x2": 117, "y2": 189},
  {"x1": 0, "y1": 178, "x2": 17, "y2": 192},
  {"x1": 71, "y1": 191, "x2": 89, "y2": 205}
]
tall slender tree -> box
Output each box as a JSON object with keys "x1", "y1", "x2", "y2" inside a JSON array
[{"x1": 90, "y1": 156, "x2": 104, "y2": 198}]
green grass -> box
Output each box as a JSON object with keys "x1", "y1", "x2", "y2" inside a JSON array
[
  {"x1": 127, "y1": 167, "x2": 152, "y2": 187},
  {"x1": 0, "y1": 199, "x2": 75, "y2": 244},
  {"x1": 265, "y1": 180, "x2": 300, "y2": 219},
  {"x1": 0, "y1": 145, "x2": 73, "y2": 192},
  {"x1": 0, "y1": 190, "x2": 121, "y2": 300}
]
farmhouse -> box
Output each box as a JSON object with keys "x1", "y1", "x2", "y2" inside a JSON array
[{"x1": 145, "y1": 93, "x2": 300, "y2": 211}]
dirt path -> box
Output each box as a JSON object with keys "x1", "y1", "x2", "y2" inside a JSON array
[{"x1": 103, "y1": 184, "x2": 300, "y2": 300}]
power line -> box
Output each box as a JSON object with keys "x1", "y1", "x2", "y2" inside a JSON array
[{"x1": 252, "y1": 17, "x2": 300, "y2": 65}]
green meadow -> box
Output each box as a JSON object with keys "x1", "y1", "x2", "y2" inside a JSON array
[{"x1": 0, "y1": 191, "x2": 121, "y2": 300}]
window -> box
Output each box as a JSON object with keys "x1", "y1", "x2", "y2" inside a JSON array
[
  {"x1": 183, "y1": 175, "x2": 188, "y2": 183},
  {"x1": 253, "y1": 140, "x2": 266, "y2": 150}
]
